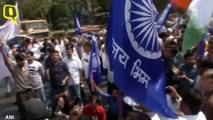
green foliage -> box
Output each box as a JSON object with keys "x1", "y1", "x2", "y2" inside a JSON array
[
  {"x1": 17, "y1": 0, "x2": 52, "y2": 19},
  {"x1": 97, "y1": 0, "x2": 111, "y2": 12},
  {"x1": 0, "y1": 0, "x2": 7, "y2": 25},
  {"x1": 0, "y1": 0, "x2": 110, "y2": 29},
  {"x1": 49, "y1": 0, "x2": 73, "y2": 30}
]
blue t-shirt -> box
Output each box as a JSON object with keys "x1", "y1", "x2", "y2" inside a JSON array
[
  {"x1": 49, "y1": 61, "x2": 69, "y2": 89},
  {"x1": 100, "y1": 92, "x2": 119, "y2": 116}
]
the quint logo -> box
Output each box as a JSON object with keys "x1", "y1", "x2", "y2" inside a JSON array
[{"x1": 3, "y1": 4, "x2": 18, "y2": 26}]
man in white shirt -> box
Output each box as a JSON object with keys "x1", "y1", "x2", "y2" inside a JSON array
[
  {"x1": 51, "y1": 38, "x2": 63, "y2": 57},
  {"x1": 160, "y1": 88, "x2": 206, "y2": 120},
  {"x1": 81, "y1": 42, "x2": 93, "y2": 94},
  {"x1": 25, "y1": 51, "x2": 46, "y2": 103},
  {"x1": 31, "y1": 39, "x2": 43, "y2": 61},
  {"x1": 177, "y1": 112, "x2": 206, "y2": 120},
  {"x1": 81, "y1": 42, "x2": 91, "y2": 79},
  {"x1": 63, "y1": 43, "x2": 83, "y2": 107}
]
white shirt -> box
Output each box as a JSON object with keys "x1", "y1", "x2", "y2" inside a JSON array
[
  {"x1": 59, "y1": 41, "x2": 64, "y2": 52},
  {"x1": 26, "y1": 61, "x2": 44, "y2": 89},
  {"x1": 59, "y1": 42, "x2": 65, "y2": 57},
  {"x1": 179, "y1": 112, "x2": 206, "y2": 120},
  {"x1": 159, "y1": 112, "x2": 206, "y2": 120},
  {"x1": 55, "y1": 44, "x2": 62, "y2": 57},
  {"x1": 31, "y1": 43, "x2": 43, "y2": 60},
  {"x1": 146, "y1": 112, "x2": 160, "y2": 120},
  {"x1": 100, "y1": 44, "x2": 108, "y2": 69},
  {"x1": 63, "y1": 55, "x2": 82, "y2": 85},
  {"x1": 166, "y1": 95, "x2": 181, "y2": 113},
  {"x1": 81, "y1": 52, "x2": 90, "y2": 79}
]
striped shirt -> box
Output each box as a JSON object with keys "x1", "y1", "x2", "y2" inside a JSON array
[{"x1": 26, "y1": 61, "x2": 44, "y2": 89}]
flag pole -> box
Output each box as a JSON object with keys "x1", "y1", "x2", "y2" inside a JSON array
[{"x1": 91, "y1": 74, "x2": 94, "y2": 92}]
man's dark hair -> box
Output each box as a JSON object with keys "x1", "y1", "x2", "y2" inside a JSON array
[
  {"x1": 89, "y1": 95, "x2": 101, "y2": 104},
  {"x1": 184, "y1": 50, "x2": 195, "y2": 60},
  {"x1": 15, "y1": 53, "x2": 25, "y2": 61},
  {"x1": 65, "y1": 43, "x2": 74, "y2": 50},
  {"x1": 43, "y1": 38, "x2": 48, "y2": 42},
  {"x1": 46, "y1": 46, "x2": 55, "y2": 53},
  {"x1": 70, "y1": 97, "x2": 79, "y2": 105},
  {"x1": 181, "y1": 88, "x2": 203, "y2": 115},
  {"x1": 158, "y1": 32, "x2": 168, "y2": 39},
  {"x1": 51, "y1": 38, "x2": 55, "y2": 43},
  {"x1": 25, "y1": 51, "x2": 34, "y2": 56},
  {"x1": 198, "y1": 58, "x2": 213, "y2": 68},
  {"x1": 51, "y1": 50, "x2": 59, "y2": 54},
  {"x1": 24, "y1": 38, "x2": 31, "y2": 44},
  {"x1": 8, "y1": 44, "x2": 15, "y2": 49}
]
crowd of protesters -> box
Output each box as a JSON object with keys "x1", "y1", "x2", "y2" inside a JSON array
[{"x1": 0, "y1": 12, "x2": 213, "y2": 120}]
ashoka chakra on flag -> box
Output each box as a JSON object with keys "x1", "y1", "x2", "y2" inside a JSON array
[{"x1": 125, "y1": 0, "x2": 161, "y2": 59}]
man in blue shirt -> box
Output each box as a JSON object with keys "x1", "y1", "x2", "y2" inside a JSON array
[
  {"x1": 46, "y1": 50, "x2": 70, "y2": 115},
  {"x1": 178, "y1": 50, "x2": 198, "y2": 89},
  {"x1": 91, "y1": 80, "x2": 127, "y2": 120}
]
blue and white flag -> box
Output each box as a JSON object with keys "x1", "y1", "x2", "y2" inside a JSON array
[
  {"x1": 107, "y1": 0, "x2": 177, "y2": 118},
  {"x1": 0, "y1": 20, "x2": 20, "y2": 41},
  {"x1": 156, "y1": 3, "x2": 173, "y2": 32},
  {"x1": 198, "y1": 32, "x2": 211, "y2": 58},
  {"x1": 198, "y1": 40, "x2": 207, "y2": 58},
  {"x1": 88, "y1": 35, "x2": 102, "y2": 84},
  {"x1": 74, "y1": 11, "x2": 82, "y2": 36},
  {"x1": 0, "y1": 2, "x2": 20, "y2": 41},
  {"x1": 0, "y1": 2, "x2": 19, "y2": 81}
]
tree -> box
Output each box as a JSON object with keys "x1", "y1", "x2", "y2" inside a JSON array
[
  {"x1": 0, "y1": 0, "x2": 7, "y2": 25},
  {"x1": 72, "y1": 0, "x2": 102, "y2": 24},
  {"x1": 17, "y1": 0, "x2": 52, "y2": 20},
  {"x1": 96, "y1": 0, "x2": 111, "y2": 12},
  {"x1": 48, "y1": 0, "x2": 73, "y2": 30},
  {"x1": 0, "y1": 0, "x2": 16, "y2": 25}
]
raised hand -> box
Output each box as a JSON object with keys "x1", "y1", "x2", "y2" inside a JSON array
[{"x1": 166, "y1": 86, "x2": 181, "y2": 100}]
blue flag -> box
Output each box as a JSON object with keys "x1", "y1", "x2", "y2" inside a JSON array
[
  {"x1": 156, "y1": 3, "x2": 173, "y2": 32},
  {"x1": 74, "y1": 11, "x2": 82, "y2": 36},
  {"x1": 198, "y1": 40, "x2": 206, "y2": 58},
  {"x1": 198, "y1": 32, "x2": 211, "y2": 58},
  {"x1": 88, "y1": 35, "x2": 102, "y2": 84},
  {"x1": 106, "y1": 0, "x2": 177, "y2": 118}
]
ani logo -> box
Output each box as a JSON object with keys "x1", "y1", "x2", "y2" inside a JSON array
[{"x1": 125, "y1": 0, "x2": 161, "y2": 59}]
